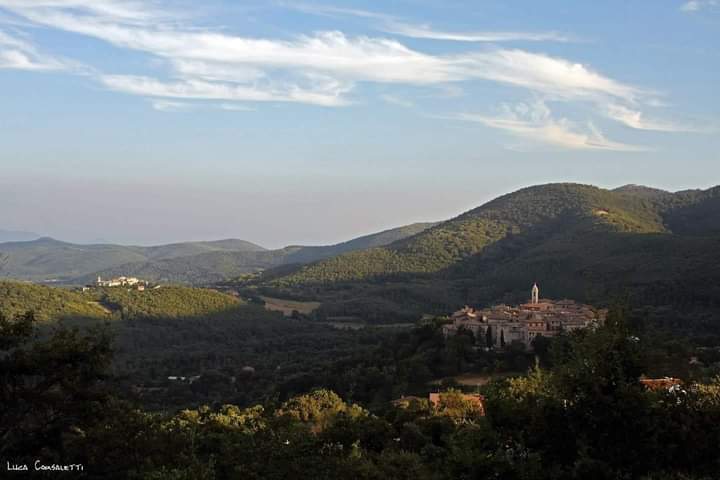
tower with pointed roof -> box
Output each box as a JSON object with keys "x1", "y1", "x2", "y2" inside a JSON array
[{"x1": 531, "y1": 283, "x2": 539, "y2": 304}]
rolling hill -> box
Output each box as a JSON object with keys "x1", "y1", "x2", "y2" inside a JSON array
[
  {"x1": 0, "y1": 237, "x2": 265, "y2": 282},
  {"x1": 274, "y1": 183, "x2": 669, "y2": 284},
  {"x1": 0, "y1": 280, "x2": 109, "y2": 322},
  {"x1": 262, "y1": 183, "x2": 720, "y2": 324},
  {"x1": 83, "y1": 223, "x2": 437, "y2": 284},
  {"x1": 0, "y1": 223, "x2": 437, "y2": 284},
  {"x1": 0, "y1": 229, "x2": 40, "y2": 243}
]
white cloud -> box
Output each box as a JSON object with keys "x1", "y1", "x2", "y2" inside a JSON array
[
  {"x1": 380, "y1": 94, "x2": 413, "y2": 107},
  {"x1": 681, "y1": 0, "x2": 719, "y2": 12},
  {"x1": 277, "y1": 2, "x2": 389, "y2": 20},
  {"x1": 218, "y1": 103, "x2": 254, "y2": 112},
  {"x1": 0, "y1": 0, "x2": 702, "y2": 150},
  {"x1": 101, "y1": 74, "x2": 352, "y2": 107},
  {"x1": 381, "y1": 21, "x2": 570, "y2": 43},
  {"x1": 149, "y1": 99, "x2": 254, "y2": 112},
  {"x1": 0, "y1": 29, "x2": 66, "y2": 70},
  {"x1": 283, "y1": 3, "x2": 570, "y2": 43},
  {"x1": 604, "y1": 103, "x2": 711, "y2": 132},
  {"x1": 0, "y1": 1, "x2": 645, "y2": 104},
  {"x1": 453, "y1": 101, "x2": 649, "y2": 152},
  {"x1": 150, "y1": 99, "x2": 194, "y2": 112}
]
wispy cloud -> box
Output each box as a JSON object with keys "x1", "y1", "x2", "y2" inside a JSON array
[
  {"x1": 101, "y1": 74, "x2": 352, "y2": 107},
  {"x1": 150, "y1": 99, "x2": 194, "y2": 112},
  {"x1": 604, "y1": 103, "x2": 712, "y2": 132},
  {"x1": 452, "y1": 101, "x2": 649, "y2": 152},
  {"x1": 150, "y1": 99, "x2": 255, "y2": 112},
  {"x1": 283, "y1": 3, "x2": 571, "y2": 43},
  {"x1": 0, "y1": 29, "x2": 66, "y2": 70},
  {"x1": 277, "y1": 2, "x2": 388, "y2": 20},
  {"x1": 380, "y1": 94, "x2": 414, "y2": 108},
  {"x1": 0, "y1": 0, "x2": 703, "y2": 152},
  {"x1": 0, "y1": 1, "x2": 642, "y2": 106},
  {"x1": 681, "y1": 0, "x2": 719, "y2": 12},
  {"x1": 381, "y1": 21, "x2": 571, "y2": 43}
]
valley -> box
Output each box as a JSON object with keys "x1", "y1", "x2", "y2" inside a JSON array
[{"x1": 3, "y1": 182, "x2": 720, "y2": 479}]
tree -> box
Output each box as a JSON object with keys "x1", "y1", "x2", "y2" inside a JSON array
[{"x1": 0, "y1": 310, "x2": 113, "y2": 466}]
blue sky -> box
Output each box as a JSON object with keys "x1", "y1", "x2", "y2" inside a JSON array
[{"x1": 0, "y1": 0, "x2": 718, "y2": 247}]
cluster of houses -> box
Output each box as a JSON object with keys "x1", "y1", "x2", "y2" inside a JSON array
[
  {"x1": 442, "y1": 283, "x2": 607, "y2": 349},
  {"x1": 93, "y1": 275, "x2": 149, "y2": 290}
]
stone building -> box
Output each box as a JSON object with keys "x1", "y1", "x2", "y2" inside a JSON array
[{"x1": 442, "y1": 284, "x2": 606, "y2": 349}]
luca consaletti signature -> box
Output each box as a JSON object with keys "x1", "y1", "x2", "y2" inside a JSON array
[{"x1": 7, "y1": 460, "x2": 84, "y2": 472}]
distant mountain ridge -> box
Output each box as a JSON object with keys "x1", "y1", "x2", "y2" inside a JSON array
[
  {"x1": 80, "y1": 223, "x2": 438, "y2": 284},
  {"x1": 0, "y1": 229, "x2": 40, "y2": 243},
  {"x1": 0, "y1": 237, "x2": 265, "y2": 282},
  {"x1": 0, "y1": 223, "x2": 437, "y2": 283}
]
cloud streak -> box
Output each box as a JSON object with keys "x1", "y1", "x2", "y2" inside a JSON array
[
  {"x1": 0, "y1": 29, "x2": 67, "y2": 70},
  {"x1": 0, "y1": 1, "x2": 644, "y2": 105},
  {"x1": 381, "y1": 21, "x2": 571, "y2": 43},
  {"x1": 604, "y1": 104, "x2": 712, "y2": 133},
  {"x1": 0, "y1": 0, "x2": 703, "y2": 152},
  {"x1": 681, "y1": 0, "x2": 719, "y2": 12},
  {"x1": 452, "y1": 101, "x2": 649, "y2": 152},
  {"x1": 283, "y1": 3, "x2": 571, "y2": 43}
]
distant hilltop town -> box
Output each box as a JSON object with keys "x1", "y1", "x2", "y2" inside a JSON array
[
  {"x1": 92, "y1": 275, "x2": 151, "y2": 290},
  {"x1": 442, "y1": 283, "x2": 607, "y2": 349}
]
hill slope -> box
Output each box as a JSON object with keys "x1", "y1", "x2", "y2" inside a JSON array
[
  {"x1": 275, "y1": 183, "x2": 667, "y2": 285},
  {"x1": 0, "y1": 224, "x2": 437, "y2": 284},
  {"x1": 82, "y1": 223, "x2": 438, "y2": 284},
  {"x1": 264, "y1": 183, "x2": 720, "y2": 323},
  {"x1": 0, "y1": 229, "x2": 40, "y2": 243},
  {"x1": 0, "y1": 281, "x2": 109, "y2": 322},
  {"x1": 0, "y1": 237, "x2": 264, "y2": 282}
]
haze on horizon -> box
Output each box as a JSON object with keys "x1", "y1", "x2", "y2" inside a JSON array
[{"x1": 1, "y1": 1, "x2": 718, "y2": 248}]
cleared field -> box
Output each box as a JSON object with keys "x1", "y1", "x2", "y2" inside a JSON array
[
  {"x1": 261, "y1": 296, "x2": 321, "y2": 316},
  {"x1": 429, "y1": 371, "x2": 519, "y2": 387}
]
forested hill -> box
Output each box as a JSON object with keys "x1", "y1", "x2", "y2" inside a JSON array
[
  {"x1": 274, "y1": 183, "x2": 671, "y2": 284},
  {"x1": 265, "y1": 183, "x2": 720, "y2": 323},
  {"x1": 0, "y1": 237, "x2": 265, "y2": 282},
  {"x1": 0, "y1": 281, "x2": 242, "y2": 323},
  {"x1": 78, "y1": 222, "x2": 438, "y2": 284},
  {"x1": 0, "y1": 281, "x2": 109, "y2": 322},
  {"x1": 0, "y1": 223, "x2": 437, "y2": 284}
]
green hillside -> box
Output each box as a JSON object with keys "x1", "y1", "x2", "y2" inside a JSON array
[
  {"x1": 282, "y1": 222, "x2": 438, "y2": 264},
  {"x1": 99, "y1": 285, "x2": 242, "y2": 319},
  {"x1": 275, "y1": 184, "x2": 667, "y2": 285},
  {"x1": 82, "y1": 222, "x2": 437, "y2": 284},
  {"x1": 262, "y1": 183, "x2": 720, "y2": 324},
  {"x1": 0, "y1": 224, "x2": 436, "y2": 284},
  {"x1": 0, "y1": 281, "x2": 108, "y2": 322},
  {"x1": 0, "y1": 237, "x2": 265, "y2": 282}
]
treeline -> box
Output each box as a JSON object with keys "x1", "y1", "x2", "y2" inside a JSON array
[{"x1": 2, "y1": 309, "x2": 720, "y2": 479}]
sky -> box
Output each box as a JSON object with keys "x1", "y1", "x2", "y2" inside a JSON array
[{"x1": 0, "y1": 0, "x2": 718, "y2": 247}]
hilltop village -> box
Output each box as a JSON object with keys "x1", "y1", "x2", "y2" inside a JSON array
[
  {"x1": 443, "y1": 283, "x2": 607, "y2": 349},
  {"x1": 84, "y1": 275, "x2": 153, "y2": 291}
]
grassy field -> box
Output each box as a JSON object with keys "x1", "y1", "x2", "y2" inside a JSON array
[{"x1": 261, "y1": 295, "x2": 321, "y2": 316}]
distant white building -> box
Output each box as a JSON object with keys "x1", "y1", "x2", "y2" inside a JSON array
[{"x1": 96, "y1": 275, "x2": 146, "y2": 288}]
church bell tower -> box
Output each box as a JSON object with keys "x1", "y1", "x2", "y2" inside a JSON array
[{"x1": 531, "y1": 283, "x2": 539, "y2": 304}]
